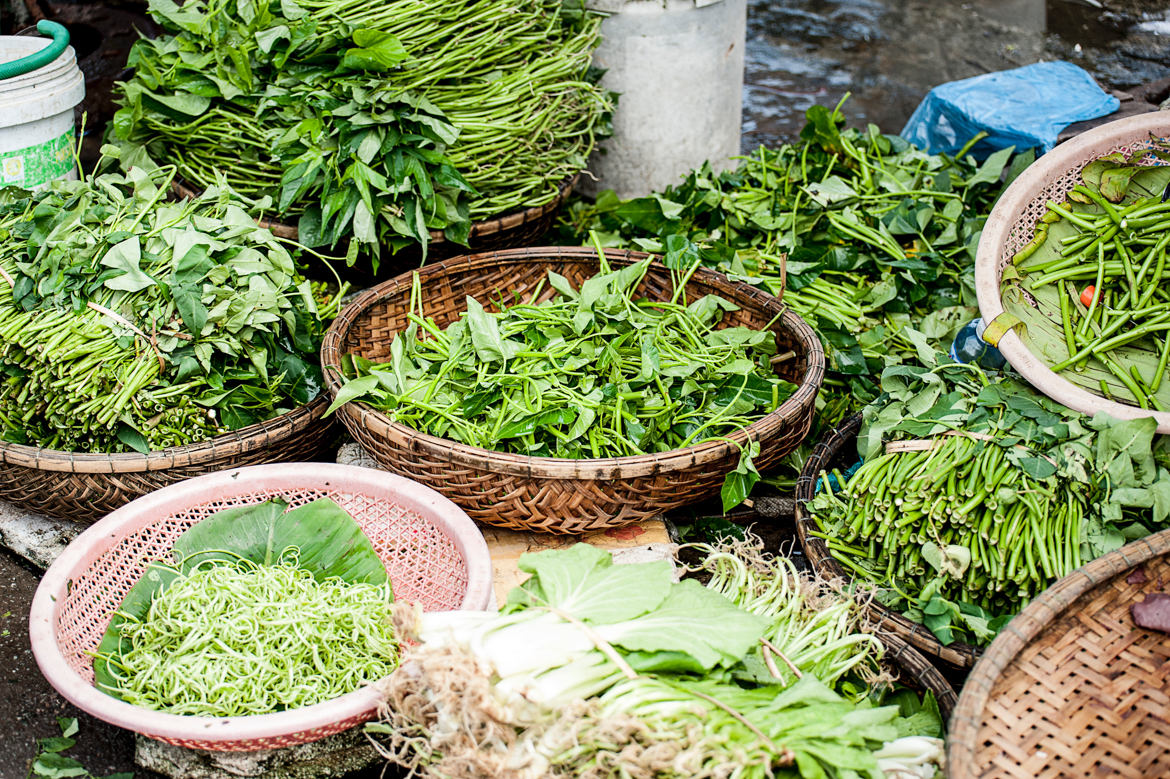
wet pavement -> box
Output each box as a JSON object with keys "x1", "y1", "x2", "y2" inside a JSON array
[{"x1": 742, "y1": 0, "x2": 1170, "y2": 150}]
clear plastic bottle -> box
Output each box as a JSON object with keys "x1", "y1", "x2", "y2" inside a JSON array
[{"x1": 949, "y1": 318, "x2": 1007, "y2": 370}]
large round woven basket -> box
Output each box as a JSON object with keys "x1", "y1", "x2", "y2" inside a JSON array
[
  {"x1": 172, "y1": 176, "x2": 577, "y2": 284},
  {"x1": 322, "y1": 247, "x2": 825, "y2": 534},
  {"x1": 975, "y1": 111, "x2": 1170, "y2": 433},
  {"x1": 795, "y1": 413, "x2": 983, "y2": 669},
  {"x1": 0, "y1": 396, "x2": 336, "y2": 524},
  {"x1": 29, "y1": 463, "x2": 494, "y2": 753},
  {"x1": 947, "y1": 527, "x2": 1170, "y2": 778}
]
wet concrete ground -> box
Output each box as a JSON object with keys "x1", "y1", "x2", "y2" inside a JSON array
[
  {"x1": 742, "y1": 0, "x2": 1170, "y2": 150},
  {"x1": 1, "y1": 0, "x2": 1169, "y2": 776}
]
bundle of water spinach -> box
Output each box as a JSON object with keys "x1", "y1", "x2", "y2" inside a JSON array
[
  {"x1": 115, "y1": 0, "x2": 611, "y2": 265},
  {"x1": 94, "y1": 498, "x2": 397, "y2": 717},
  {"x1": 0, "y1": 152, "x2": 338, "y2": 453},
  {"x1": 328, "y1": 247, "x2": 797, "y2": 511},
  {"x1": 807, "y1": 346, "x2": 1170, "y2": 647},
  {"x1": 1003, "y1": 143, "x2": 1170, "y2": 409}
]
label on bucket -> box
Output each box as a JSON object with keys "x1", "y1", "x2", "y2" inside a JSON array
[{"x1": 0, "y1": 129, "x2": 76, "y2": 190}]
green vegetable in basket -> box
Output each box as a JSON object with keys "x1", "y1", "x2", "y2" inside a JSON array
[
  {"x1": 556, "y1": 97, "x2": 1034, "y2": 486},
  {"x1": 368, "y1": 542, "x2": 946, "y2": 779},
  {"x1": 93, "y1": 498, "x2": 397, "y2": 717},
  {"x1": 807, "y1": 345, "x2": 1170, "y2": 647},
  {"x1": 114, "y1": 0, "x2": 612, "y2": 267},
  {"x1": 0, "y1": 149, "x2": 344, "y2": 454},
  {"x1": 328, "y1": 239, "x2": 798, "y2": 512},
  {"x1": 1002, "y1": 143, "x2": 1170, "y2": 409}
]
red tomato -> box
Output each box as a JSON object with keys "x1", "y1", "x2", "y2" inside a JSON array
[{"x1": 1081, "y1": 285, "x2": 1096, "y2": 308}]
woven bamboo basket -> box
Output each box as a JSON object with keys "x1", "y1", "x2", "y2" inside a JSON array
[
  {"x1": 322, "y1": 247, "x2": 825, "y2": 534},
  {"x1": 948, "y1": 528, "x2": 1170, "y2": 779},
  {"x1": 795, "y1": 413, "x2": 984, "y2": 668},
  {"x1": 975, "y1": 111, "x2": 1170, "y2": 433},
  {"x1": 881, "y1": 628, "x2": 959, "y2": 723},
  {"x1": 171, "y1": 176, "x2": 577, "y2": 284},
  {"x1": 0, "y1": 396, "x2": 336, "y2": 524}
]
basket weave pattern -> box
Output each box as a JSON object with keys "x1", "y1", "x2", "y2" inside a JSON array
[
  {"x1": 55, "y1": 486, "x2": 468, "y2": 751},
  {"x1": 0, "y1": 397, "x2": 336, "y2": 524},
  {"x1": 795, "y1": 414, "x2": 983, "y2": 668},
  {"x1": 881, "y1": 629, "x2": 959, "y2": 722},
  {"x1": 322, "y1": 247, "x2": 824, "y2": 534},
  {"x1": 949, "y1": 530, "x2": 1170, "y2": 779}
]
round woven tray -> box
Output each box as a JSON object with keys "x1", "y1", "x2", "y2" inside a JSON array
[
  {"x1": 975, "y1": 111, "x2": 1170, "y2": 433},
  {"x1": 948, "y1": 527, "x2": 1170, "y2": 778},
  {"x1": 795, "y1": 413, "x2": 983, "y2": 669},
  {"x1": 322, "y1": 247, "x2": 825, "y2": 534},
  {"x1": 171, "y1": 176, "x2": 578, "y2": 283},
  {"x1": 0, "y1": 396, "x2": 337, "y2": 524}
]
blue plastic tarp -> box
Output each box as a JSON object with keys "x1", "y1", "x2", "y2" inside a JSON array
[{"x1": 900, "y1": 61, "x2": 1120, "y2": 158}]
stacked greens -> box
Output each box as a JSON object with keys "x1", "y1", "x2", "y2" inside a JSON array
[
  {"x1": 115, "y1": 0, "x2": 611, "y2": 266},
  {"x1": 328, "y1": 249, "x2": 798, "y2": 511},
  {"x1": 1002, "y1": 145, "x2": 1170, "y2": 408},
  {"x1": 557, "y1": 100, "x2": 1033, "y2": 483},
  {"x1": 0, "y1": 153, "x2": 335, "y2": 454},
  {"x1": 806, "y1": 347, "x2": 1170, "y2": 647},
  {"x1": 94, "y1": 498, "x2": 397, "y2": 717},
  {"x1": 370, "y1": 543, "x2": 945, "y2": 779}
]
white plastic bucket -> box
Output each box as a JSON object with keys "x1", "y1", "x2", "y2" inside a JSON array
[
  {"x1": 581, "y1": 0, "x2": 747, "y2": 200},
  {"x1": 0, "y1": 35, "x2": 85, "y2": 190}
]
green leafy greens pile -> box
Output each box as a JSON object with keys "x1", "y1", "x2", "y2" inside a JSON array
[
  {"x1": 0, "y1": 154, "x2": 337, "y2": 453},
  {"x1": 807, "y1": 346, "x2": 1170, "y2": 647},
  {"x1": 556, "y1": 99, "x2": 1033, "y2": 483},
  {"x1": 369, "y1": 543, "x2": 946, "y2": 779},
  {"x1": 329, "y1": 249, "x2": 798, "y2": 511},
  {"x1": 94, "y1": 498, "x2": 397, "y2": 717},
  {"x1": 115, "y1": 0, "x2": 612, "y2": 267}
]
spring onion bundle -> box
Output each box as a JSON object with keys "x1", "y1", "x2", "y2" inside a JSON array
[
  {"x1": 0, "y1": 154, "x2": 337, "y2": 453},
  {"x1": 329, "y1": 247, "x2": 798, "y2": 511},
  {"x1": 98, "y1": 554, "x2": 396, "y2": 717},
  {"x1": 807, "y1": 348, "x2": 1170, "y2": 646},
  {"x1": 369, "y1": 543, "x2": 946, "y2": 779},
  {"x1": 115, "y1": 0, "x2": 611, "y2": 264}
]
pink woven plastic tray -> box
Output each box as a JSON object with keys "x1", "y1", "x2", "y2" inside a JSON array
[
  {"x1": 29, "y1": 463, "x2": 493, "y2": 752},
  {"x1": 976, "y1": 112, "x2": 1170, "y2": 432}
]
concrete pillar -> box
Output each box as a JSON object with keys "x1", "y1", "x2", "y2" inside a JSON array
[{"x1": 581, "y1": 0, "x2": 747, "y2": 200}]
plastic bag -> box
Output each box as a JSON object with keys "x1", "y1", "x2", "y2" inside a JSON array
[{"x1": 900, "y1": 61, "x2": 1119, "y2": 158}]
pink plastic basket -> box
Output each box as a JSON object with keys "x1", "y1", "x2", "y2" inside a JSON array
[
  {"x1": 28, "y1": 463, "x2": 493, "y2": 752},
  {"x1": 975, "y1": 111, "x2": 1170, "y2": 432}
]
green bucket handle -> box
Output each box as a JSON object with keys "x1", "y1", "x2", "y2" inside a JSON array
[{"x1": 0, "y1": 21, "x2": 71, "y2": 82}]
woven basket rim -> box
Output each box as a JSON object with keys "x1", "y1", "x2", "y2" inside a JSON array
[
  {"x1": 169, "y1": 175, "x2": 579, "y2": 244},
  {"x1": 878, "y1": 628, "x2": 958, "y2": 722},
  {"x1": 974, "y1": 111, "x2": 1170, "y2": 433},
  {"x1": 946, "y1": 526, "x2": 1170, "y2": 774},
  {"x1": 794, "y1": 413, "x2": 984, "y2": 668},
  {"x1": 0, "y1": 394, "x2": 328, "y2": 474},
  {"x1": 321, "y1": 247, "x2": 825, "y2": 481}
]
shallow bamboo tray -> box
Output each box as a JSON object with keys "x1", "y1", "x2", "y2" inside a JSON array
[
  {"x1": 322, "y1": 247, "x2": 825, "y2": 534},
  {"x1": 948, "y1": 528, "x2": 1170, "y2": 779},
  {"x1": 795, "y1": 413, "x2": 984, "y2": 668}
]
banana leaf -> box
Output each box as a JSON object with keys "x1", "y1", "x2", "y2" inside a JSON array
[
  {"x1": 93, "y1": 497, "x2": 388, "y2": 700},
  {"x1": 1003, "y1": 165, "x2": 1170, "y2": 407}
]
